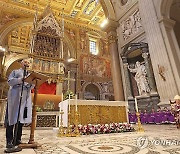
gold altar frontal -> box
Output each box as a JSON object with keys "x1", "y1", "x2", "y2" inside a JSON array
[{"x1": 60, "y1": 100, "x2": 128, "y2": 125}]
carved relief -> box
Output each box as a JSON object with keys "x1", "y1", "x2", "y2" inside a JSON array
[
  {"x1": 32, "y1": 58, "x2": 64, "y2": 75},
  {"x1": 121, "y1": 9, "x2": 143, "y2": 40},
  {"x1": 33, "y1": 34, "x2": 60, "y2": 58}
]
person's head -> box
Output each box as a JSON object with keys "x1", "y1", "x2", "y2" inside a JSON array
[
  {"x1": 174, "y1": 95, "x2": 180, "y2": 105},
  {"x1": 21, "y1": 58, "x2": 31, "y2": 69}
]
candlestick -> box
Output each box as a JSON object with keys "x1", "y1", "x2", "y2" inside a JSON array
[
  {"x1": 134, "y1": 97, "x2": 139, "y2": 113},
  {"x1": 68, "y1": 94, "x2": 70, "y2": 112},
  {"x1": 75, "y1": 94, "x2": 77, "y2": 112}
]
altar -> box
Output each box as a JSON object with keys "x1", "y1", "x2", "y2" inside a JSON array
[{"x1": 59, "y1": 99, "x2": 128, "y2": 127}]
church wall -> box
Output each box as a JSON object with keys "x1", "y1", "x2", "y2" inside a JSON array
[
  {"x1": 138, "y1": 0, "x2": 180, "y2": 102},
  {"x1": 115, "y1": 1, "x2": 145, "y2": 101},
  {"x1": 114, "y1": 0, "x2": 180, "y2": 104},
  {"x1": 0, "y1": 16, "x2": 114, "y2": 101}
]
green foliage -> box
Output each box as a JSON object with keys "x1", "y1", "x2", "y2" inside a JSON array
[
  {"x1": 36, "y1": 106, "x2": 43, "y2": 112},
  {"x1": 64, "y1": 90, "x2": 75, "y2": 100}
]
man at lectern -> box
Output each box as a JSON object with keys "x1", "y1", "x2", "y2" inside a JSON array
[{"x1": 4, "y1": 58, "x2": 34, "y2": 150}]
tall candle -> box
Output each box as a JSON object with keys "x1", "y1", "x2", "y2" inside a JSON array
[
  {"x1": 68, "y1": 94, "x2": 70, "y2": 112},
  {"x1": 61, "y1": 93, "x2": 63, "y2": 102},
  {"x1": 75, "y1": 94, "x2": 77, "y2": 111},
  {"x1": 134, "y1": 97, "x2": 139, "y2": 113}
]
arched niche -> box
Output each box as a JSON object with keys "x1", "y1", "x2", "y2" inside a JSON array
[
  {"x1": 121, "y1": 42, "x2": 159, "y2": 112},
  {"x1": 82, "y1": 82, "x2": 102, "y2": 100}
]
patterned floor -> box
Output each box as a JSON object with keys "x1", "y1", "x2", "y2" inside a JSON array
[{"x1": 0, "y1": 125, "x2": 180, "y2": 154}]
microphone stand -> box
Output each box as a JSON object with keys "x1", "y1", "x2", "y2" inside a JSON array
[{"x1": 5, "y1": 65, "x2": 27, "y2": 153}]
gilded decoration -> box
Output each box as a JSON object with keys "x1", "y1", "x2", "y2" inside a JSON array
[
  {"x1": 0, "y1": 12, "x2": 20, "y2": 29},
  {"x1": 120, "y1": 9, "x2": 143, "y2": 40},
  {"x1": 0, "y1": 0, "x2": 106, "y2": 29},
  {"x1": 108, "y1": 34, "x2": 117, "y2": 44},
  {"x1": 69, "y1": 105, "x2": 127, "y2": 125},
  {"x1": 36, "y1": 115, "x2": 56, "y2": 127},
  {"x1": 80, "y1": 54, "x2": 111, "y2": 78},
  {"x1": 84, "y1": 0, "x2": 98, "y2": 15},
  {"x1": 29, "y1": 5, "x2": 66, "y2": 76},
  {"x1": 8, "y1": 25, "x2": 31, "y2": 52}
]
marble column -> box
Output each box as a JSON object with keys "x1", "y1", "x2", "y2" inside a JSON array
[
  {"x1": 139, "y1": 0, "x2": 178, "y2": 101},
  {"x1": 142, "y1": 51, "x2": 157, "y2": 94},
  {"x1": 122, "y1": 57, "x2": 133, "y2": 99},
  {"x1": 106, "y1": 27, "x2": 124, "y2": 101}
]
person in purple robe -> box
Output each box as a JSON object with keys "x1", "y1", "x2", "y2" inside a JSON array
[
  {"x1": 161, "y1": 107, "x2": 173, "y2": 124},
  {"x1": 141, "y1": 110, "x2": 149, "y2": 124},
  {"x1": 4, "y1": 59, "x2": 34, "y2": 150},
  {"x1": 139, "y1": 110, "x2": 144, "y2": 124},
  {"x1": 155, "y1": 108, "x2": 163, "y2": 124},
  {"x1": 128, "y1": 111, "x2": 137, "y2": 124},
  {"x1": 148, "y1": 108, "x2": 156, "y2": 124}
]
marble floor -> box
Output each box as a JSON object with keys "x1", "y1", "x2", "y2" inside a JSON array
[{"x1": 0, "y1": 125, "x2": 180, "y2": 154}]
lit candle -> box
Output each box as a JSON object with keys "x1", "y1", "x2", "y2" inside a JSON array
[
  {"x1": 61, "y1": 93, "x2": 63, "y2": 102},
  {"x1": 68, "y1": 94, "x2": 70, "y2": 112},
  {"x1": 134, "y1": 97, "x2": 139, "y2": 113},
  {"x1": 75, "y1": 94, "x2": 77, "y2": 112}
]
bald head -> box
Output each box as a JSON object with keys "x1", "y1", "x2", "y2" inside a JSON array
[{"x1": 21, "y1": 58, "x2": 31, "y2": 69}]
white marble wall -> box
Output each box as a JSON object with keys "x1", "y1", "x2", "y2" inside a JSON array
[
  {"x1": 138, "y1": 0, "x2": 179, "y2": 101},
  {"x1": 113, "y1": 0, "x2": 180, "y2": 102}
]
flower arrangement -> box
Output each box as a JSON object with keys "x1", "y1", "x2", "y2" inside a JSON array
[
  {"x1": 70, "y1": 123, "x2": 135, "y2": 135},
  {"x1": 63, "y1": 90, "x2": 75, "y2": 100}
]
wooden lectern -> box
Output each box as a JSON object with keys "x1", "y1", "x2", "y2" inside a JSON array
[{"x1": 21, "y1": 71, "x2": 48, "y2": 148}]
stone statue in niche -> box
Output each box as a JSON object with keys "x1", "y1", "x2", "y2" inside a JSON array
[{"x1": 128, "y1": 61, "x2": 150, "y2": 95}]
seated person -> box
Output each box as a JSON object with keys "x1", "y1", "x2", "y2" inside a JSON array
[
  {"x1": 141, "y1": 109, "x2": 149, "y2": 124},
  {"x1": 161, "y1": 107, "x2": 174, "y2": 124},
  {"x1": 148, "y1": 108, "x2": 156, "y2": 124},
  {"x1": 128, "y1": 111, "x2": 137, "y2": 124},
  {"x1": 154, "y1": 108, "x2": 163, "y2": 124}
]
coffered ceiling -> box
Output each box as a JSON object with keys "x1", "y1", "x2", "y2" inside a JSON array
[{"x1": 0, "y1": 0, "x2": 106, "y2": 30}]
